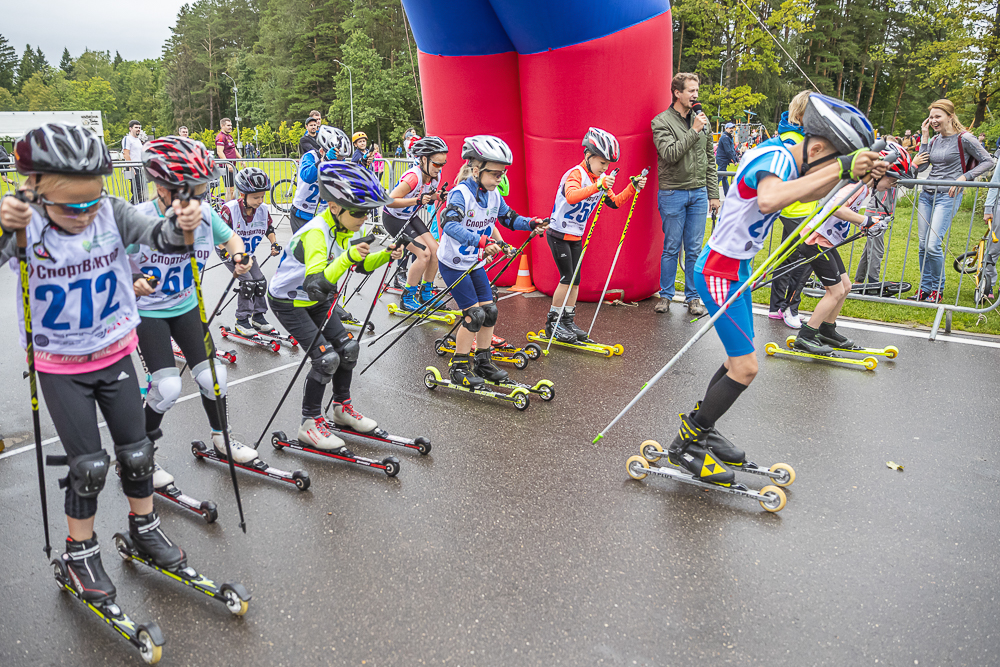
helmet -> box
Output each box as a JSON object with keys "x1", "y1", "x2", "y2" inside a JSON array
[
  {"x1": 14, "y1": 123, "x2": 112, "y2": 176},
  {"x1": 352, "y1": 131, "x2": 368, "y2": 144},
  {"x1": 235, "y1": 166, "x2": 270, "y2": 194},
  {"x1": 316, "y1": 160, "x2": 393, "y2": 210},
  {"x1": 461, "y1": 135, "x2": 513, "y2": 166},
  {"x1": 142, "y1": 136, "x2": 221, "y2": 187},
  {"x1": 316, "y1": 126, "x2": 352, "y2": 159},
  {"x1": 411, "y1": 136, "x2": 448, "y2": 157},
  {"x1": 802, "y1": 94, "x2": 875, "y2": 155},
  {"x1": 582, "y1": 127, "x2": 620, "y2": 162},
  {"x1": 879, "y1": 141, "x2": 912, "y2": 179},
  {"x1": 405, "y1": 135, "x2": 422, "y2": 155}
]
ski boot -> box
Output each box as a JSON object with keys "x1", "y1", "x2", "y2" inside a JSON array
[
  {"x1": 562, "y1": 307, "x2": 589, "y2": 342},
  {"x1": 128, "y1": 511, "x2": 186, "y2": 571},
  {"x1": 212, "y1": 430, "x2": 259, "y2": 463},
  {"x1": 251, "y1": 314, "x2": 275, "y2": 333},
  {"x1": 62, "y1": 534, "x2": 117, "y2": 603},
  {"x1": 474, "y1": 348, "x2": 509, "y2": 383},
  {"x1": 234, "y1": 318, "x2": 257, "y2": 337},
  {"x1": 691, "y1": 402, "x2": 746, "y2": 466},
  {"x1": 491, "y1": 333, "x2": 508, "y2": 348},
  {"x1": 666, "y1": 412, "x2": 735, "y2": 486},
  {"x1": 792, "y1": 328, "x2": 835, "y2": 355},
  {"x1": 815, "y1": 322, "x2": 854, "y2": 349},
  {"x1": 330, "y1": 399, "x2": 377, "y2": 434},
  {"x1": 419, "y1": 280, "x2": 439, "y2": 304},
  {"x1": 297, "y1": 416, "x2": 349, "y2": 452},
  {"x1": 449, "y1": 353, "x2": 486, "y2": 388},
  {"x1": 545, "y1": 310, "x2": 577, "y2": 344},
  {"x1": 400, "y1": 285, "x2": 422, "y2": 312}
]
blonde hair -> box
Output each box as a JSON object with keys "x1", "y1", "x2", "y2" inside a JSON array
[
  {"x1": 671, "y1": 73, "x2": 700, "y2": 101},
  {"x1": 929, "y1": 99, "x2": 967, "y2": 133},
  {"x1": 30, "y1": 172, "x2": 103, "y2": 196},
  {"x1": 456, "y1": 162, "x2": 474, "y2": 182},
  {"x1": 788, "y1": 90, "x2": 812, "y2": 126}
]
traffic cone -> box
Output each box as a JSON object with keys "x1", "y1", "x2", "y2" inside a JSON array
[{"x1": 507, "y1": 251, "x2": 536, "y2": 293}]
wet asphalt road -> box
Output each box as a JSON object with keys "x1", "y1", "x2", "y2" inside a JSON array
[{"x1": 1, "y1": 220, "x2": 999, "y2": 666}]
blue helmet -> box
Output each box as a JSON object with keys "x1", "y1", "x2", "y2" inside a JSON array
[
  {"x1": 802, "y1": 94, "x2": 875, "y2": 154},
  {"x1": 316, "y1": 161, "x2": 392, "y2": 210}
]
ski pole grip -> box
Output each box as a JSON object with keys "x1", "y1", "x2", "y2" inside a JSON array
[
  {"x1": 870, "y1": 138, "x2": 887, "y2": 153},
  {"x1": 351, "y1": 232, "x2": 376, "y2": 247}
]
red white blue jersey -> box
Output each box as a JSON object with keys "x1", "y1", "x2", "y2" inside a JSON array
[
  {"x1": 706, "y1": 137, "x2": 798, "y2": 260},
  {"x1": 223, "y1": 199, "x2": 270, "y2": 253}
]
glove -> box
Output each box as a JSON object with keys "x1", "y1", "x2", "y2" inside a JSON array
[
  {"x1": 216, "y1": 247, "x2": 230, "y2": 261},
  {"x1": 477, "y1": 234, "x2": 496, "y2": 250},
  {"x1": 271, "y1": 242, "x2": 282, "y2": 253},
  {"x1": 529, "y1": 217, "x2": 548, "y2": 230},
  {"x1": 595, "y1": 172, "x2": 612, "y2": 191},
  {"x1": 837, "y1": 151, "x2": 865, "y2": 182},
  {"x1": 863, "y1": 215, "x2": 889, "y2": 236}
]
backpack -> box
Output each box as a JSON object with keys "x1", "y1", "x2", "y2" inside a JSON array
[{"x1": 930, "y1": 131, "x2": 981, "y2": 173}]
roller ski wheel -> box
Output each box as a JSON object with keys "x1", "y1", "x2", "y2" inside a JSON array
[
  {"x1": 319, "y1": 411, "x2": 431, "y2": 455},
  {"x1": 434, "y1": 334, "x2": 537, "y2": 368},
  {"x1": 113, "y1": 533, "x2": 251, "y2": 616},
  {"x1": 423, "y1": 366, "x2": 530, "y2": 411},
  {"x1": 191, "y1": 440, "x2": 310, "y2": 490},
  {"x1": 625, "y1": 452, "x2": 787, "y2": 513},
  {"x1": 488, "y1": 376, "x2": 555, "y2": 402},
  {"x1": 526, "y1": 331, "x2": 623, "y2": 358},
  {"x1": 386, "y1": 302, "x2": 457, "y2": 325},
  {"x1": 255, "y1": 329, "x2": 299, "y2": 348},
  {"x1": 154, "y1": 482, "x2": 218, "y2": 524},
  {"x1": 784, "y1": 335, "x2": 898, "y2": 360},
  {"x1": 270, "y1": 432, "x2": 401, "y2": 476},
  {"x1": 219, "y1": 325, "x2": 281, "y2": 352},
  {"x1": 765, "y1": 341, "x2": 878, "y2": 371},
  {"x1": 641, "y1": 440, "x2": 795, "y2": 487},
  {"x1": 51, "y1": 557, "x2": 165, "y2": 663}
]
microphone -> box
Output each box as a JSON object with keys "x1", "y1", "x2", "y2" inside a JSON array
[{"x1": 691, "y1": 102, "x2": 703, "y2": 115}]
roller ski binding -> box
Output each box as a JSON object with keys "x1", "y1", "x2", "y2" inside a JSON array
[
  {"x1": 191, "y1": 436, "x2": 310, "y2": 490},
  {"x1": 220, "y1": 324, "x2": 281, "y2": 352},
  {"x1": 764, "y1": 329, "x2": 878, "y2": 371},
  {"x1": 386, "y1": 301, "x2": 458, "y2": 325},
  {"x1": 113, "y1": 513, "x2": 250, "y2": 616},
  {"x1": 336, "y1": 304, "x2": 375, "y2": 334},
  {"x1": 172, "y1": 338, "x2": 236, "y2": 364},
  {"x1": 424, "y1": 364, "x2": 530, "y2": 411},
  {"x1": 787, "y1": 331, "x2": 899, "y2": 360},
  {"x1": 249, "y1": 315, "x2": 298, "y2": 347},
  {"x1": 434, "y1": 334, "x2": 542, "y2": 369},
  {"x1": 527, "y1": 327, "x2": 623, "y2": 358},
  {"x1": 474, "y1": 348, "x2": 554, "y2": 401},
  {"x1": 270, "y1": 415, "x2": 400, "y2": 476},
  {"x1": 322, "y1": 403, "x2": 430, "y2": 455},
  {"x1": 53, "y1": 534, "x2": 165, "y2": 664}
]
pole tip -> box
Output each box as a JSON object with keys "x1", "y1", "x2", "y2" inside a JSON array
[{"x1": 592, "y1": 434, "x2": 604, "y2": 444}]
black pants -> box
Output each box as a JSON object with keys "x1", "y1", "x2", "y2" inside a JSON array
[
  {"x1": 224, "y1": 256, "x2": 268, "y2": 320},
  {"x1": 547, "y1": 234, "x2": 583, "y2": 286},
  {"x1": 135, "y1": 306, "x2": 223, "y2": 432},
  {"x1": 382, "y1": 209, "x2": 430, "y2": 238},
  {"x1": 717, "y1": 163, "x2": 732, "y2": 196},
  {"x1": 768, "y1": 216, "x2": 811, "y2": 315},
  {"x1": 270, "y1": 297, "x2": 353, "y2": 417},
  {"x1": 290, "y1": 208, "x2": 313, "y2": 233},
  {"x1": 38, "y1": 355, "x2": 152, "y2": 519},
  {"x1": 797, "y1": 243, "x2": 846, "y2": 287}
]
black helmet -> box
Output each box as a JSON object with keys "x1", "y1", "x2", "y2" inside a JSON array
[
  {"x1": 235, "y1": 167, "x2": 270, "y2": 194},
  {"x1": 411, "y1": 136, "x2": 448, "y2": 157},
  {"x1": 802, "y1": 94, "x2": 875, "y2": 154},
  {"x1": 14, "y1": 123, "x2": 113, "y2": 176}
]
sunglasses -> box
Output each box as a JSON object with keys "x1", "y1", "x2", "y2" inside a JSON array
[
  {"x1": 481, "y1": 168, "x2": 507, "y2": 178},
  {"x1": 39, "y1": 193, "x2": 106, "y2": 217},
  {"x1": 430, "y1": 160, "x2": 447, "y2": 168},
  {"x1": 343, "y1": 207, "x2": 368, "y2": 219}
]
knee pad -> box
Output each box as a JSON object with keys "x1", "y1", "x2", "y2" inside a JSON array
[
  {"x1": 239, "y1": 279, "x2": 256, "y2": 299},
  {"x1": 254, "y1": 279, "x2": 268, "y2": 297},
  {"x1": 482, "y1": 302, "x2": 499, "y2": 327},
  {"x1": 461, "y1": 306, "x2": 486, "y2": 332},
  {"x1": 145, "y1": 368, "x2": 182, "y2": 414},
  {"x1": 336, "y1": 336, "x2": 360, "y2": 371},
  {"x1": 54, "y1": 450, "x2": 111, "y2": 499},
  {"x1": 307, "y1": 348, "x2": 340, "y2": 385},
  {"x1": 192, "y1": 358, "x2": 228, "y2": 399},
  {"x1": 115, "y1": 437, "x2": 156, "y2": 482}
]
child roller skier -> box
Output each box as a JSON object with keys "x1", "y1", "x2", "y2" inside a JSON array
[
  {"x1": 289, "y1": 125, "x2": 352, "y2": 232},
  {"x1": 130, "y1": 137, "x2": 258, "y2": 492},
  {"x1": 221, "y1": 166, "x2": 281, "y2": 336},
  {"x1": 792, "y1": 141, "x2": 910, "y2": 354},
  {"x1": 544, "y1": 127, "x2": 646, "y2": 342},
  {"x1": 268, "y1": 161, "x2": 403, "y2": 451},
  {"x1": 439, "y1": 135, "x2": 548, "y2": 387},
  {"x1": 667, "y1": 95, "x2": 888, "y2": 485},
  {"x1": 0, "y1": 124, "x2": 202, "y2": 604}
]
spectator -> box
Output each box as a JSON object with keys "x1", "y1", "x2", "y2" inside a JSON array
[
  {"x1": 980, "y1": 163, "x2": 1000, "y2": 302},
  {"x1": 395, "y1": 145, "x2": 403, "y2": 158},
  {"x1": 650, "y1": 72, "x2": 718, "y2": 316},
  {"x1": 122, "y1": 119, "x2": 145, "y2": 203},
  {"x1": 979, "y1": 133, "x2": 988, "y2": 148},
  {"x1": 910, "y1": 99, "x2": 995, "y2": 302},
  {"x1": 215, "y1": 117, "x2": 242, "y2": 201},
  {"x1": 370, "y1": 143, "x2": 385, "y2": 178},
  {"x1": 0, "y1": 142, "x2": 16, "y2": 186},
  {"x1": 299, "y1": 115, "x2": 321, "y2": 156},
  {"x1": 716, "y1": 122, "x2": 739, "y2": 196},
  {"x1": 350, "y1": 132, "x2": 375, "y2": 169},
  {"x1": 900, "y1": 129, "x2": 917, "y2": 156}
]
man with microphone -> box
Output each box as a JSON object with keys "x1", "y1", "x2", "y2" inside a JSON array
[{"x1": 651, "y1": 73, "x2": 718, "y2": 316}]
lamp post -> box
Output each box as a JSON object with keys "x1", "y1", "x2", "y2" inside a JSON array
[
  {"x1": 334, "y1": 59, "x2": 354, "y2": 137},
  {"x1": 717, "y1": 55, "x2": 737, "y2": 133},
  {"x1": 221, "y1": 72, "x2": 241, "y2": 148}
]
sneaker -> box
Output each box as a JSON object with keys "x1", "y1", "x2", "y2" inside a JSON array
[
  {"x1": 686, "y1": 298, "x2": 708, "y2": 317},
  {"x1": 297, "y1": 416, "x2": 347, "y2": 451},
  {"x1": 654, "y1": 297, "x2": 671, "y2": 313},
  {"x1": 251, "y1": 314, "x2": 275, "y2": 333},
  {"x1": 211, "y1": 430, "x2": 259, "y2": 463},
  {"x1": 768, "y1": 309, "x2": 784, "y2": 320},
  {"x1": 234, "y1": 318, "x2": 256, "y2": 337},
  {"x1": 491, "y1": 333, "x2": 508, "y2": 348},
  {"x1": 927, "y1": 290, "x2": 943, "y2": 303},
  {"x1": 400, "y1": 285, "x2": 422, "y2": 312},
  {"x1": 782, "y1": 309, "x2": 802, "y2": 329},
  {"x1": 907, "y1": 289, "x2": 930, "y2": 302},
  {"x1": 152, "y1": 462, "x2": 174, "y2": 489},
  {"x1": 331, "y1": 399, "x2": 377, "y2": 433}
]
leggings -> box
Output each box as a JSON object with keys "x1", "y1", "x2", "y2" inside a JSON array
[
  {"x1": 547, "y1": 234, "x2": 583, "y2": 286},
  {"x1": 38, "y1": 354, "x2": 153, "y2": 519}
]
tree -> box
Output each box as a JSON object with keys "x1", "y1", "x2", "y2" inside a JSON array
[
  {"x1": 0, "y1": 87, "x2": 15, "y2": 111},
  {"x1": 0, "y1": 34, "x2": 17, "y2": 91},
  {"x1": 32, "y1": 46, "x2": 48, "y2": 74},
  {"x1": 73, "y1": 50, "x2": 114, "y2": 82},
  {"x1": 19, "y1": 72, "x2": 59, "y2": 110},
  {"x1": 59, "y1": 48, "x2": 73, "y2": 77},
  {"x1": 126, "y1": 65, "x2": 157, "y2": 124},
  {"x1": 113, "y1": 51, "x2": 123, "y2": 69},
  {"x1": 15, "y1": 45, "x2": 36, "y2": 92}
]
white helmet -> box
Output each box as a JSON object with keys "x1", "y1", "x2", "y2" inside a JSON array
[
  {"x1": 582, "y1": 127, "x2": 620, "y2": 162},
  {"x1": 461, "y1": 135, "x2": 513, "y2": 166},
  {"x1": 802, "y1": 94, "x2": 875, "y2": 155},
  {"x1": 317, "y1": 126, "x2": 352, "y2": 159}
]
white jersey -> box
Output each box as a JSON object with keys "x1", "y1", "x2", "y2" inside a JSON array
[
  {"x1": 223, "y1": 199, "x2": 269, "y2": 254},
  {"x1": 707, "y1": 138, "x2": 798, "y2": 260},
  {"x1": 292, "y1": 151, "x2": 324, "y2": 215},
  {"x1": 269, "y1": 214, "x2": 346, "y2": 301},
  {"x1": 813, "y1": 182, "x2": 870, "y2": 245},
  {"x1": 550, "y1": 165, "x2": 602, "y2": 237},
  {"x1": 437, "y1": 182, "x2": 500, "y2": 271},
  {"x1": 12, "y1": 203, "x2": 139, "y2": 356},
  {"x1": 129, "y1": 201, "x2": 215, "y2": 312},
  {"x1": 384, "y1": 165, "x2": 438, "y2": 221}
]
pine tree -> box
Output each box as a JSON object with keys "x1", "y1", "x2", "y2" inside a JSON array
[
  {"x1": 113, "y1": 51, "x2": 123, "y2": 69},
  {"x1": 60, "y1": 48, "x2": 73, "y2": 76},
  {"x1": 0, "y1": 34, "x2": 16, "y2": 91},
  {"x1": 33, "y1": 46, "x2": 48, "y2": 74},
  {"x1": 15, "y1": 45, "x2": 35, "y2": 92}
]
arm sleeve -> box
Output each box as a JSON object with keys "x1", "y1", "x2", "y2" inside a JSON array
[
  {"x1": 300, "y1": 151, "x2": 319, "y2": 184},
  {"x1": 652, "y1": 116, "x2": 700, "y2": 165},
  {"x1": 564, "y1": 169, "x2": 600, "y2": 205},
  {"x1": 109, "y1": 197, "x2": 173, "y2": 249},
  {"x1": 211, "y1": 210, "x2": 236, "y2": 244},
  {"x1": 961, "y1": 134, "x2": 996, "y2": 180},
  {"x1": 916, "y1": 138, "x2": 931, "y2": 173},
  {"x1": 496, "y1": 197, "x2": 533, "y2": 231}
]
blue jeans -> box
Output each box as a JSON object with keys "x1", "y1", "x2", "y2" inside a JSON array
[
  {"x1": 658, "y1": 188, "x2": 708, "y2": 300},
  {"x1": 916, "y1": 188, "x2": 964, "y2": 293}
]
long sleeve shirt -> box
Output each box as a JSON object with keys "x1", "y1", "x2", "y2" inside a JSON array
[{"x1": 916, "y1": 131, "x2": 995, "y2": 191}]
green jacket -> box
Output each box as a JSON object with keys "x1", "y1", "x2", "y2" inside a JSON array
[{"x1": 651, "y1": 105, "x2": 719, "y2": 198}]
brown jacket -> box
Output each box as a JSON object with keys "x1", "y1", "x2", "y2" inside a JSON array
[{"x1": 651, "y1": 105, "x2": 719, "y2": 198}]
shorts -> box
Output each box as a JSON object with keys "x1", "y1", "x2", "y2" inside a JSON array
[
  {"x1": 546, "y1": 233, "x2": 583, "y2": 286},
  {"x1": 694, "y1": 250, "x2": 755, "y2": 358},
  {"x1": 221, "y1": 165, "x2": 235, "y2": 188},
  {"x1": 382, "y1": 209, "x2": 430, "y2": 239},
  {"x1": 439, "y1": 264, "x2": 492, "y2": 310},
  {"x1": 799, "y1": 243, "x2": 846, "y2": 287}
]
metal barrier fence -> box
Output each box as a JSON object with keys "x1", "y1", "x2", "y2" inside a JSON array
[{"x1": 718, "y1": 170, "x2": 1000, "y2": 339}]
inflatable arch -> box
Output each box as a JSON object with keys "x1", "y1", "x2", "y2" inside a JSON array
[{"x1": 401, "y1": 0, "x2": 673, "y2": 301}]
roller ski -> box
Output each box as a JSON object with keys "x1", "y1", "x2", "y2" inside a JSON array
[
  {"x1": 434, "y1": 334, "x2": 542, "y2": 369},
  {"x1": 270, "y1": 414, "x2": 400, "y2": 476},
  {"x1": 113, "y1": 514, "x2": 250, "y2": 616},
  {"x1": 473, "y1": 348, "x2": 555, "y2": 401},
  {"x1": 220, "y1": 323, "x2": 281, "y2": 352},
  {"x1": 784, "y1": 335, "x2": 897, "y2": 359},
  {"x1": 639, "y1": 432, "x2": 794, "y2": 488},
  {"x1": 527, "y1": 327, "x2": 623, "y2": 358},
  {"x1": 191, "y1": 433, "x2": 310, "y2": 490},
  {"x1": 764, "y1": 334, "x2": 878, "y2": 371},
  {"x1": 321, "y1": 402, "x2": 431, "y2": 455},
  {"x1": 336, "y1": 304, "x2": 375, "y2": 334},
  {"x1": 386, "y1": 301, "x2": 458, "y2": 325},
  {"x1": 172, "y1": 338, "x2": 236, "y2": 364},
  {"x1": 423, "y1": 362, "x2": 530, "y2": 411}
]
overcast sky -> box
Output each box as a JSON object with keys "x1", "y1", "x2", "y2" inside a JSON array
[{"x1": 1, "y1": 0, "x2": 190, "y2": 63}]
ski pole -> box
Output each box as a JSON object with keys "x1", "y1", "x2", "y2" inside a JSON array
[
  {"x1": 178, "y1": 187, "x2": 247, "y2": 533},
  {"x1": 750, "y1": 230, "x2": 866, "y2": 294},
  {"x1": 13, "y1": 202, "x2": 52, "y2": 558},
  {"x1": 588, "y1": 169, "x2": 648, "y2": 337},
  {"x1": 177, "y1": 252, "x2": 251, "y2": 376},
  {"x1": 592, "y1": 169, "x2": 882, "y2": 444},
  {"x1": 354, "y1": 230, "x2": 422, "y2": 341},
  {"x1": 545, "y1": 168, "x2": 619, "y2": 355}
]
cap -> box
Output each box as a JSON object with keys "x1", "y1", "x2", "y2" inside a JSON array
[{"x1": 724, "y1": 122, "x2": 735, "y2": 129}]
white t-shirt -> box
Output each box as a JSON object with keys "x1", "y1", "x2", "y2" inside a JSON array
[{"x1": 122, "y1": 134, "x2": 143, "y2": 163}]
